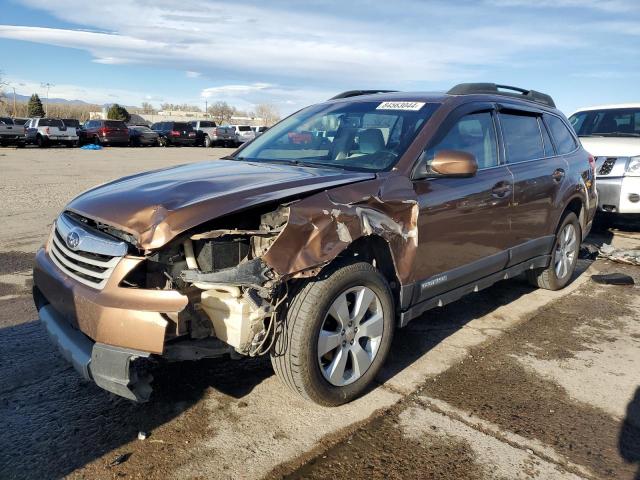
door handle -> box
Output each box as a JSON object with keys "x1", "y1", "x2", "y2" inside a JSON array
[
  {"x1": 491, "y1": 182, "x2": 512, "y2": 198},
  {"x1": 552, "y1": 168, "x2": 565, "y2": 182}
]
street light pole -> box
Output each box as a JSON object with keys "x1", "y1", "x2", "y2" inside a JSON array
[
  {"x1": 41, "y1": 82, "x2": 54, "y2": 117},
  {"x1": 12, "y1": 86, "x2": 16, "y2": 117}
]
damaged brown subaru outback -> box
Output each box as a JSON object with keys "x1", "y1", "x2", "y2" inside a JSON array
[{"x1": 33, "y1": 83, "x2": 597, "y2": 406}]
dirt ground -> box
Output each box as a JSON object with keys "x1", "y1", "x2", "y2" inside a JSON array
[{"x1": 0, "y1": 146, "x2": 638, "y2": 480}]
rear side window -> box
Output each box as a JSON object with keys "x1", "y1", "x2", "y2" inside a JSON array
[
  {"x1": 500, "y1": 113, "x2": 545, "y2": 163},
  {"x1": 0, "y1": 117, "x2": 13, "y2": 125},
  {"x1": 105, "y1": 120, "x2": 126, "y2": 128},
  {"x1": 199, "y1": 121, "x2": 215, "y2": 128},
  {"x1": 173, "y1": 122, "x2": 192, "y2": 130},
  {"x1": 428, "y1": 112, "x2": 498, "y2": 169},
  {"x1": 545, "y1": 115, "x2": 578, "y2": 155},
  {"x1": 238, "y1": 125, "x2": 252, "y2": 131},
  {"x1": 39, "y1": 118, "x2": 64, "y2": 127}
]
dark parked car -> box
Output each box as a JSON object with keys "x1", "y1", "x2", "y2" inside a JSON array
[
  {"x1": 33, "y1": 83, "x2": 596, "y2": 406},
  {"x1": 81, "y1": 119, "x2": 129, "y2": 146},
  {"x1": 128, "y1": 125, "x2": 160, "y2": 147},
  {"x1": 151, "y1": 121, "x2": 197, "y2": 147}
]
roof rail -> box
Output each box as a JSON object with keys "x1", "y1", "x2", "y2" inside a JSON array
[
  {"x1": 447, "y1": 83, "x2": 556, "y2": 108},
  {"x1": 329, "y1": 90, "x2": 397, "y2": 100}
]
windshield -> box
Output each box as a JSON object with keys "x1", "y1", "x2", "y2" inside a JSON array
[
  {"x1": 235, "y1": 100, "x2": 440, "y2": 172},
  {"x1": 570, "y1": 108, "x2": 640, "y2": 137}
]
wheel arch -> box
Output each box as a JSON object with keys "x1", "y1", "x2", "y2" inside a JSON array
[{"x1": 562, "y1": 195, "x2": 585, "y2": 239}]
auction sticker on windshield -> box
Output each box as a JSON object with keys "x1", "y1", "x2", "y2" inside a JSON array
[{"x1": 376, "y1": 101, "x2": 426, "y2": 111}]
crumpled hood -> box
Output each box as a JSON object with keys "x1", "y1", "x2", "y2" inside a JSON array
[
  {"x1": 580, "y1": 137, "x2": 640, "y2": 157},
  {"x1": 67, "y1": 160, "x2": 375, "y2": 250}
]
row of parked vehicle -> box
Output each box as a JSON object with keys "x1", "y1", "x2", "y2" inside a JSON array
[{"x1": 0, "y1": 116, "x2": 268, "y2": 148}]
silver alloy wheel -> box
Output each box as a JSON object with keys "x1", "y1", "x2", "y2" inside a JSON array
[
  {"x1": 554, "y1": 223, "x2": 577, "y2": 279},
  {"x1": 317, "y1": 286, "x2": 384, "y2": 387}
]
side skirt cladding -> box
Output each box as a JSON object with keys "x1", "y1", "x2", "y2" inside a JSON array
[{"x1": 399, "y1": 255, "x2": 551, "y2": 327}]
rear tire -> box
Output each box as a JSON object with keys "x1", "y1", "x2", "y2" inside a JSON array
[
  {"x1": 36, "y1": 135, "x2": 47, "y2": 148},
  {"x1": 271, "y1": 261, "x2": 394, "y2": 406},
  {"x1": 526, "y1": 212, "x2": 581, "y2": 290},
  {"x1": 204, "y1": 135, "x2": 211, "y2": 148}
]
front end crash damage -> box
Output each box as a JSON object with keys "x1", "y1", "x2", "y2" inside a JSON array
[
  {"x1": 38, "y1": 175, "x2": 419, "y2": 402},
  {"x1": 170, "y1": 175, "x2": 419, "y2": 361}
]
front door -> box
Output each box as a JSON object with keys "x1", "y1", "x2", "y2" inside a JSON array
[{"x1": 412, "y1": 108, "x2": 514, "y2": 301}]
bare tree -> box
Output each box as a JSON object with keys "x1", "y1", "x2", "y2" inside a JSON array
[
  {"x1": 140, "y1": 101, "x2": 156, "y2": 114},
  {"x1": 0, "y1": 71, "x2": 7, "y2": 113},
  {"x1": 160, "y1": 103, "x2": 201, "y2": 112},
  {"x1": 208, "y1": 101, "x2": 236, "y2": 124},
  {"x1": 254, "y1": 103, "x2": 280, "y2": 126}
]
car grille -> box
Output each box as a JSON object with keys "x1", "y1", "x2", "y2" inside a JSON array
[
  {"x1": 48, "y1": 213, "x2": 127, "y2": 290},
  {"x1": 598, "y1": 158, "x2": 616, "y2": 175}
]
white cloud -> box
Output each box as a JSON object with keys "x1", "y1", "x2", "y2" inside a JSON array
[
  {"x1": 0, "y1": 1, "x2": 590, "y2": 86},
  {"x1": 185, "y1": 70, "x2": 201, "y2": 78},
  {"x1": 201, "y1": 83, "x2": 272, "y2": 98}
]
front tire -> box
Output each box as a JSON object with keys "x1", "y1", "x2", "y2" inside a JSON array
[
  {"x1": 527, "y1": 212, "x2": 581, "y2": 290},
  {"x1": 203, "y1": 135, "x2": 212, "y2": 148},
  {"x1": 271, "y1": 262, "x2": 394, "y2": 406}
]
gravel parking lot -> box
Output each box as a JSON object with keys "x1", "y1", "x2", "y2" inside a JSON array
[{"x1": 0, "y1": 146, "x2": 638, "y2": 479}]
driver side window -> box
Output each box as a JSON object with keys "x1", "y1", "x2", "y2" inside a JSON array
[{"x1": 427, "y1": 112, "x2": 498, "y2": 169}]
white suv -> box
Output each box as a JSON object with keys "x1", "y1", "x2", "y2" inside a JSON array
[
  {"x1": 230, "y1": 124, "x2": 256, "y2": 146},
  {"x1": 570, "y1": 104, "x2": 640, "y2": 215}
]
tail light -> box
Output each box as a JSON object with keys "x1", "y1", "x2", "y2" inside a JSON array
[
  {"x1": 170, "y1": 130, "x2": 180, "y2": 137},
  {"x1": 44, "y1": 127, "x2": 50, "y2": 135},
  {"x1": 99, "y1": 127, "x2": 109, "y2": 136}
]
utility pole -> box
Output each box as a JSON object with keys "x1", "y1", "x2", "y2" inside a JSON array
[
  {"x1": 12, "y1": 86, "x2": 16, "y2": 117},
  {"x1": 205, "y1": 99, "x2": 208, "y2": 117},
  {"x1": 41, "y1": 82, "x2": 54, "y2": 117}
]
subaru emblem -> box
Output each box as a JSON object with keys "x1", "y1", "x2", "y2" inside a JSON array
[{"x1": 66, "y1": 230, "x2": 81, "y2": 250}]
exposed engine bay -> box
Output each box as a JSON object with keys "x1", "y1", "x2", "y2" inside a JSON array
[{"x1": 116, "y1": 205, "x2": 291, "y2": 358}]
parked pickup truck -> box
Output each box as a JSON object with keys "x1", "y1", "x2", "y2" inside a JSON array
[
  {"x1": 0, "y1": 117, "x2": 26, "y2": 147},
  {"x1": 189, "y1": 120, "x2": 236, "y2": 147},
  {"x1": 26, "y1": 118, "x2": 79, "y2": 147}
]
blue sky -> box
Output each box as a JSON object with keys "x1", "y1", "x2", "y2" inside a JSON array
[{"x1": 0, "y1": 0, "x2": 638, "y2": 116}]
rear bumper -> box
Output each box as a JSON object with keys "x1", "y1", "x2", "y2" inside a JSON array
[
  {"x1": 37, "y1": 300, "x2": 153, "y2": 401},
  {"x1": 597, "y1": 176, "x2": 640, "y2": 214}
]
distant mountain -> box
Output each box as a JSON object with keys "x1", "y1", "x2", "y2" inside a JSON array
[{"x1": 7, "y1": 93, "x2": 92, "y2": 105}]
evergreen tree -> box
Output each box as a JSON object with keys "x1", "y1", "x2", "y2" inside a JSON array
[
  {"x1": 27, "y1": 93, "x2": 45, "y2": 117},
  {"x1": 107, "y1": 103, "x2": 131, "y2": 122}
]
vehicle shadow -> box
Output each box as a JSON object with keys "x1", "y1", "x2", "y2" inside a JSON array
[
  {"x1": 0, "y1": 316, "x2": 272, "y2": 480},
  {"x1": 619, "y1": 387, "x2": 640, "y2": 480}
]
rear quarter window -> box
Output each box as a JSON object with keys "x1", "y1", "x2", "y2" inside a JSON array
[
  {"x1": 105, "y1": 120, "x2": 126, "y2": 128},
  {"x1": 500, "y1": 113, "x2": 545, "y2": 163},
  {"x1": 0, "y1": 117, "x2": 13, "y2": 125},
  {"x1": 545, "y1": 115, "x2": 578, "y2": 155},
  {"x1": 39, "y1": 119, "x2": 64, "y2": 127}
]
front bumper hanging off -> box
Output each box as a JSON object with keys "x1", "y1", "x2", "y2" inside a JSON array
[{"x1": 37, "y1": 300, "x2": 153, "y2": 402}]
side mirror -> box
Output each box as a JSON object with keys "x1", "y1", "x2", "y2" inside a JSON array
[{"x1": 413, "y1": 149, "x2": 478, "y2": 180}]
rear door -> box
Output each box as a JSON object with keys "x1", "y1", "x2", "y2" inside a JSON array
[
  {"x1": 498, "y1": 106, "x2": 567, "y2": 264},
  {"x1": 412, "y1": 103, "x2": 514, "y2": 300}
]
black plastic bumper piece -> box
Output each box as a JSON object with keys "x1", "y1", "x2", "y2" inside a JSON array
[{"x1": 38, "y1": 304, "x2": 153, "y2": 402}]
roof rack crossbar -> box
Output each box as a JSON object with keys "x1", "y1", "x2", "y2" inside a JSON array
[
  {"x1": 447, "y1": 83, "x2": 556, "y2": 108},
  {"x1": 329, "y1": 90, "x2": 398, "y2": 100}
]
